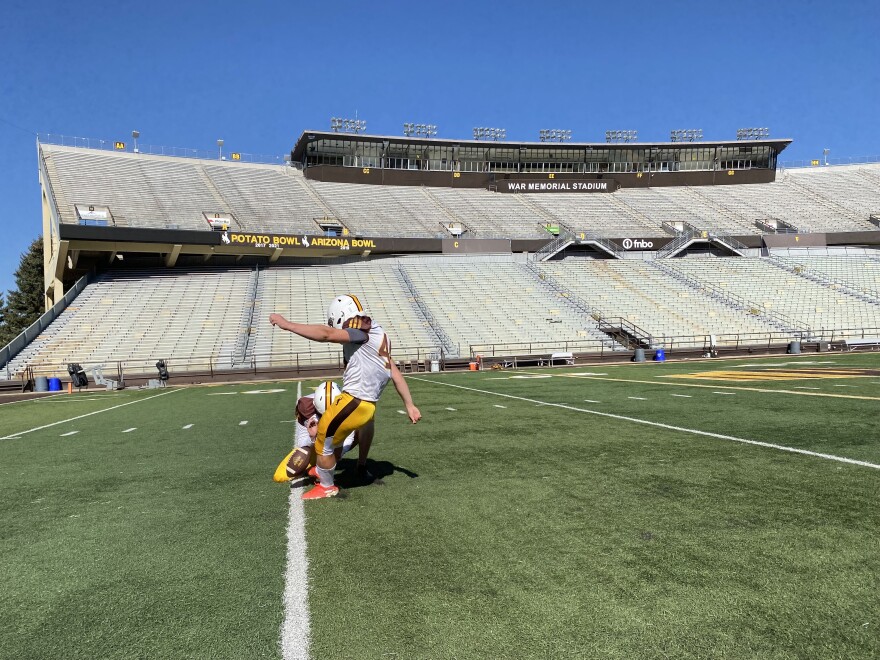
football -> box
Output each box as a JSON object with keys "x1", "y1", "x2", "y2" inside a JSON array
[{"x1": 286, "y1": 446, "x2": 313, "y2": 478}]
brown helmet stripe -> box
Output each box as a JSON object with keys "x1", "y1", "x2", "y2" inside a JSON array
[{"x1": 326, "y1": 395, "x2": 362, "y2": 438}]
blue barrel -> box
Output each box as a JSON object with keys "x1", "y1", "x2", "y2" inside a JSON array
[
  {"x1": 48, "y1": 377, "x2": 62, "y2": 391},
  {"x1": 654, "y1": 348, "x2": 666, "y2": 362},
  {"x1": 35, "y1": 376, "x2": 49, "y2": 392}
]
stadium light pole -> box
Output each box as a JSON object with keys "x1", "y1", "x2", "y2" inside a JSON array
[
  {"x1": 403, "y1": 123, "x2": 438, "y2": 138},
  {"x1": 473, "y1": 127, "x2": 507, "y2": 141},
  {"x1": 539, "y1": 129, "x2": 572, "y2": 142},
  {"x1": 331, "y1": 117, "x2": 367, "y2": 134},
  {"x1": 132, "y1": 130, "x2": 140, "y2": 153},
  {"x1": 605, "y1": 130, "x2": 638, "y2": 143},
  {"x1": 823, "y1": 148, "x2": 830, "y2": 166},
  {"x1": 217, "y1": 139, "x2": 224, "y2": 160}
]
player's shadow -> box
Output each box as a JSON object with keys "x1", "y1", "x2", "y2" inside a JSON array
[{"x1": 335, "y1": 458, "x2": 419, "y2": 489}]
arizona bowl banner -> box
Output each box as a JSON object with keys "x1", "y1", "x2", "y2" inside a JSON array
[{"x1": 222, "y1": 232, "x2": 378, "y2": 251}]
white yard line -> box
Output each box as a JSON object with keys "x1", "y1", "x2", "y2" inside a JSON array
[
  {"x1": 412, "y1": 377, "x2": 880, "y2": 471},
  {"x1": 0, "y1": 388, "x2": 182, "y2": 440},
  {"x1": 280, "y1": 490, "x2": 310, "y2": 660},
  {"x1": 628, "y1": 396, "x2": 647, "y2": 400},
  {"x1": 670, "y1": 394, "x2": 692, "y2": 398}
]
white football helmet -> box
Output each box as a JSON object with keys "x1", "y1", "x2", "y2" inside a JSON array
[
  {"x1": 327, "y1": 294, "x2": 365, "y2": 329},
  {"x1": 313, "y1": 381, "x2": 341, "y2": 415}
]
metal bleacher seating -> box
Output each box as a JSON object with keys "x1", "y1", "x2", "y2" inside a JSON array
[
  {"x1": 249, "y1": 263, "x2": 439, "y2": 367},
  {"x1": 5, "y1": 269, "x2": 254, "y2": 378},
  {"x1": 536, "y1": 259, "x2": 778, "y2": 343},
  {"x1": 398, "y1": 258, "x2": 609, "y2": 354},
  {"x1": 672, "y1": 257, "x2": 880, "y2": 332}
]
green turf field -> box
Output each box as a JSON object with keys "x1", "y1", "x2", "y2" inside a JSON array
[{"x1": 2, "y1": 353, "x2": 879, "y2": 659}]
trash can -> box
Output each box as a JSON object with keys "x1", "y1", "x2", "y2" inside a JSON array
[
  {"x1": 35, "y1": 376, "x2": 49, "y2": 392},
  {"x1": 787, "y1": 341, "x2": 801, "y2": 354},
  {"x1": 653, "y1": 348, "x2": 666, "y2": 362},
  {"x1": 633, "y1": 348, "x2": 646, "y2": 363},
  {"x1": 48, "y1": 377, "x2": 62, "y2": 391},
  {"x1": 469, "y1": 362, "x2": 478, "y2": 371},
  {"x1": 430, "y1": 360, "x2": 440, "y2": 372}
]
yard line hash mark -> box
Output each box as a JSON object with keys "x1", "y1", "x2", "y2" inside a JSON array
[
  {"x1": 412, "y1": 377, "x2": 880, "y2": 471},
  {"x1": 494, "y1": 404, "x2": 507, "y2": 408},
  {"x1": 670, "y1": 394, "x2": 692, "y2": 398},
  {"x1": 239, "y1": 421, "x2": 249, "y2": 426},
  {"x1": 446, "y1": 407, "x2": 457, "y2": 411},
  {"x1": 60, "y1": 431, "x2": 79, "y2": 437},
  {"x1": 584, "y1": 399, "x2": 601, "y2": 403},
  {"x1": 628, "y1": 397, "x2": 647, "y2": 401},
  {"x1": 182, "y1": 424, "x2": 194, "y2": 429},
  {"x1": 122, "y1": 428, "x2": 137, "y2": 433},
  {"x1": 0, "y1": 388, "x2": 182, "y2": 441}
]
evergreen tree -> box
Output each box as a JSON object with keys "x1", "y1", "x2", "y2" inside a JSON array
[
  {"x1": 0, "y1": 291, "x2": 7, "y2": 346},
  {"x1": 1, "y1": 238, "x2": 44, "y2": 345}
]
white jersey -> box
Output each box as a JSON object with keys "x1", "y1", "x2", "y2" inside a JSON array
[
  {"x1": 341, "y1": 316, "x2": 392, "y2": 402},
  {"x1": 294, "y1": 394, "x2": 354, "y2": 450}
]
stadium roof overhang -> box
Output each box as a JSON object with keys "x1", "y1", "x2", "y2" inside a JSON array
[{"x1": 291, "y1": 131, "x2": 792, "y2": 161}]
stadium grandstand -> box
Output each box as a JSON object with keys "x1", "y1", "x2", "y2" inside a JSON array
[{"x1": 3, "y1": 128, "x2": 880, "y2": 385}]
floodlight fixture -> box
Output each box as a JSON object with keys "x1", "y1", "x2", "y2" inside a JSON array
[
  {"x1": 669, "y1": 128, "x2": 703, "y2": 142},
  {"x1": 823, "y1": 148, "x2": 830, "y2": 166},
  {"x1": 473, "y1": 126, "x2": 507, "y2": 141},
  {"x1": 217, "y1": 138, "x2": 224, "y2": 159},
  {"x1": 403, "y1": 123, "x2": 438, "y2": 138},
  {"x1": 605, "y1": 130, "x2": 638, "y2": 143},
  {"x1": 539, "y1": 129, "x2": 573, "y2": 142},
  {"x1": 132, "y1": 130, "x2": 140, "y2": 152},
  {"x1": 331, "y1": 117, "x2": 367, "y2": 134},
  {"x1": 736, "y1": 127, "x2": 770, "y2": 141}
]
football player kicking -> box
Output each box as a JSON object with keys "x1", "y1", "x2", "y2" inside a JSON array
[
  {"x1": 272, "y1": 381, "x2": 359, "y2": 484},
  {"x1": 269, "y1": 294, "x2": 421, "y2": 500}
]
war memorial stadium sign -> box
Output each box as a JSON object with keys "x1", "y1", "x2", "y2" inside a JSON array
[{"x1": 499, "y1": 180, "x2": 615, "y2": 193}]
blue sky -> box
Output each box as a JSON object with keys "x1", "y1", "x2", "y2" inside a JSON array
[{"x1": 1, "y1": 0, "x2": 878, "y2": 295}]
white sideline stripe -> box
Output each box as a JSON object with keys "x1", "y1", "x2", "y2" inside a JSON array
[
  {"x1": 281, "y1": 490, "x2": 310, "y2": 660},
  {"x1": 412, "y1": 378, "x2": 880, "y2": 471},
  {"x1": 122, "y1": 428, "x2": 137, "y2": 433},
  {"x1": 713, "y1": 392, "x2": 736, "y2": 395},
  {"x1": 628, "y1": 397, "x2": 647, "y2": 400},
  {"x1": 60, "y1": 431, "x2": 79, "y2": 437},
  {"x1": 670, "y1": 394, "x2": 692, "y2": 398},
  {"x1": 0, "y1": 389, "x2": 181, "y2": 440},
  {"x1": 182, "y1": 424, "x2": 194, "y2": 429}
]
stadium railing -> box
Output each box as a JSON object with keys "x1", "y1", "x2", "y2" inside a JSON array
[
  {"x1": 779, "y1": 155, "x2": 880, "y2": 169},
  {"x1": 37, "y1": 134, "x2": 285, "y2": 166},
  {"x1": 0, "y1": 274, "x2": 93, "y2": 378},
  {"x1": 13, "y1": 344, "x2": 445, "y2": 383}
]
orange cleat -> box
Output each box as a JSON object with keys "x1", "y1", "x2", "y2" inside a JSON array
[
  {"x1": 301, "y1": 484, "x2": 339, "y2": 500},
  {"x1": 307, "y1": 465, "x2": 320, "y2": 482}
]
